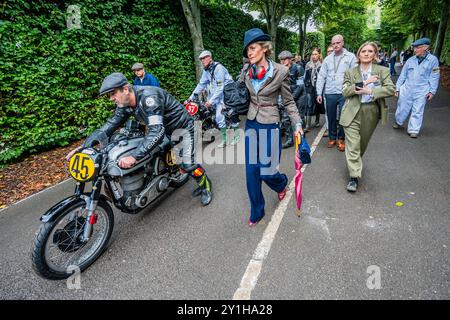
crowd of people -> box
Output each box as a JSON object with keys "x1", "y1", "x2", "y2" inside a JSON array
[
  {"x1": 67, "y1": 28, "x2": 440, "y2": 227},
  {"x1": 275, "y1": 35, "x2": 440, "y2": 194}
]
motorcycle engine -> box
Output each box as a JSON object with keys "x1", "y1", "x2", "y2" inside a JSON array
[
  {"x1": 106, "y1": 125, "x2": 173, "y2": 211},
  {"x1": 109, "y1": 156, "x2": 170, "y2": 212},
  {"x1": 121, "y1": 170, "x2": 145, "y2": 207}
]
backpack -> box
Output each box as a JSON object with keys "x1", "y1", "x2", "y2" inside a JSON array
[{"x1": 223, "y1": 64, "x2": 250, "y2": 115}]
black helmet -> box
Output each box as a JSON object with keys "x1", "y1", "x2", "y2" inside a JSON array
[{"x1": 99, "y1": 72, "x2": 128, "y2": 95}]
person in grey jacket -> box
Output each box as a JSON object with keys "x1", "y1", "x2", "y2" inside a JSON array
[
  {"x1": 242, "y1": 28, "x2": 303, "y2": 227},
  {"x1": 187, "y1": 50, "x2": 238, "y2": 147},
  {"x1": 316, "y1": 34, "x2": 356, "y2": 151}
]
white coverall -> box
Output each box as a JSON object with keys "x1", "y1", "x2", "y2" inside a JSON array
[
  {"x1": 395, "y1": 53, "x2": 440, "y2": 134},
  {"x1": 189, "y1": 62, "x2": 234, "y2": 129}
]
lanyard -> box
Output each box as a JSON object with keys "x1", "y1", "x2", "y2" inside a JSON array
[{"x1": 333, "y1": 53, "x2": 344, "y2": 74}]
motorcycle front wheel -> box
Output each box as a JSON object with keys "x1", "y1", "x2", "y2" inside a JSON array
[{"x1": 31, "y1": 199, "x2": 114, "y2": 280}]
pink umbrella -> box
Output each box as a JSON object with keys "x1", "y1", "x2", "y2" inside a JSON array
[{"x1": 294, "y1": 134, "x2": 303, "y2": 217}]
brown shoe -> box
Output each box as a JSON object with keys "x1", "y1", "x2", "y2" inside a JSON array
[
  {"x1": 327, "y1": 140, "x2": 336, "y2": 148},
  {"x1": 337, "y1": 139, "x2": 345, "y2": 152}
]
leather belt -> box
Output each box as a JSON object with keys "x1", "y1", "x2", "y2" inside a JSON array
[{"x1": 250, "y1": 101, "x2": 275, "y2": 108}]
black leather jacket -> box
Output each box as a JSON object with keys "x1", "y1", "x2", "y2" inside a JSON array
[
  {"x1": 288, "y1": 63, "x2": 305, "y2": 100},
  {"x1": 84, "y1": 86, "x2": 192, "y2": 160}
]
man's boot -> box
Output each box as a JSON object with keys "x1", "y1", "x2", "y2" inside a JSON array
[
  {"x1": 283, "y1": 125, "x2": 294, "y2": 149},
  {"x1": 217, "y1": 128, "x2": 227, "y2": 148},
  {"x1": 337, "y1": 139, "x2": 345, "y2": 152},
  {"x1": 190, "y1": 166, "x2": 212, "y2": 205},
  {"x1": 198, "y1": 175, "x2": 212, "y2": 206},
  {"x1": 230, "y1": 127, "x2": 240, "y2": 145}
]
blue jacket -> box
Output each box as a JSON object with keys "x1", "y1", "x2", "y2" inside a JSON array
[{"x1": 133, "y1": 72, "x2": 160, "y2": 87}]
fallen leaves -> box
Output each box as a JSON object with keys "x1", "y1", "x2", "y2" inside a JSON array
[
  {"x1": 0, "y1": 140, "x2": 83, "y2": 208},
  {"x1": 441, "y1": 66, "x2": 450, "y2": 89}
]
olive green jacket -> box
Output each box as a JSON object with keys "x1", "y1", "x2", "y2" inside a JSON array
[{"x1": 340, "y1": 64, "x2": 395, "y2": 127}]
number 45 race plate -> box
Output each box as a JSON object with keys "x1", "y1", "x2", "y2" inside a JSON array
[{"x1": 69, "y1": 153, "x2": 95, "y2": 182}]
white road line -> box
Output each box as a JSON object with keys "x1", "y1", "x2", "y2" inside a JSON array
[{"x1": 233, "y1": 125, "x2": 326, "y2": 300}]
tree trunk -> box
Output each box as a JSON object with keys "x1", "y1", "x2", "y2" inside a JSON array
[
  {"x1": 260, "y1": 0, "x2": 287, "y2": 60},
  {"x1": 298, "y1": 14, "x2": 303, "y2": 56},
  {"x1": 302, "y1": 16, "x2": 308, "y2": 57},
  {"x1": 434, "y1": 0, "x2": 450, "y2": 62},
  {"x1": 180, "y1": 0, "x2": 204, "y2": 81},
  {"x1": 268, "y1": 19, "x2": 277, "y2": 60}
]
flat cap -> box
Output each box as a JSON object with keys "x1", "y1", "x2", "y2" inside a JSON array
[
  {"x1": 199, "y1": 50, "x2": 212, "y2": 59},
  {"x1": 411, "y1": 37, "x2": 431, "y2": 47},
  {"x1": 131, "y1": 62, "x2": 144, "y2": 70},
  {"x1": 99, "y1": 72, "x2": 128, "y2": 95},
  {"x1": 278, "y1": 50, "x2": 293, "y2": 60}
]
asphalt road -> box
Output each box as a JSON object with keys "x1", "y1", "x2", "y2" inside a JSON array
[{"x1": 1, "y1": 86, "x2": 449, "y2": 300}]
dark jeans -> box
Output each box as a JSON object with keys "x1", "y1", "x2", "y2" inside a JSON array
[
  {"x1": 324, "y1": 94, "x2": 345, "y2": 140},
  {"x1": 390, "y1": 58, "x2": 396, "y2": 75}
]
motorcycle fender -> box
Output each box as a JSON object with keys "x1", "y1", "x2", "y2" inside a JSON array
[{"x1": 40, "y1": 195, "x2": 111, "y2": 223}]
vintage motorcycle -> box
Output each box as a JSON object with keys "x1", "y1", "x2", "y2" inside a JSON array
[
  {"x1": 31, "y1": 120, "x2": 189, "y2": 280},
  {"x1": 184, "y1": 93, "x2": 235, "y2": 142},
  {"x1": 184, "y1": 93, "x2": 216, "y2": 141}
]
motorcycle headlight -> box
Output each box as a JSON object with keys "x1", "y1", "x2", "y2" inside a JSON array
[{"x1": 68, "y1": 149, "x2": 100, "y2": 182}]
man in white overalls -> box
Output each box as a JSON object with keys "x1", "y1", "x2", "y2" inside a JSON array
[{"x1": 393, "y1": 38, "x2": 440, "y2": 138}]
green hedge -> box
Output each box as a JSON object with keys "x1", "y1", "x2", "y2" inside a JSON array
[
  {"x1": 0, "y1": 0, "x2": 296, "y2": 164},
  {"x1": 304, "y1": 31, "x2": 326, "y2": 59},
  {"x1": 441, "y1": 24, "x2": 450, "y2": 66}
]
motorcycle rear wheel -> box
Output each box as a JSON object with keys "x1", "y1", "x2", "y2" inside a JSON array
[{"x1": 31, "y1": 199, "x2": 114, "y2": 280}]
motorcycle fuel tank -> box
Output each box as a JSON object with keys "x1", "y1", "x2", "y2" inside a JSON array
[{"x1": 107, "y1": 136, "x2": 171, "y2": 176}]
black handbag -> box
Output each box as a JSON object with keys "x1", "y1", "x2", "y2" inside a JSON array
[{"x1": 223, "y1": 65, "x2": 250, "y2": 115}]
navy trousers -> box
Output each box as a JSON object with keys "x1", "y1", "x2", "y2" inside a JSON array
[
  {"x1": 324, "y1": 94, "x2": 345, "y2": 140},
  {"x1": 245, "y1": 119, "x2": 288, "y2": 223},
  {"x1": 389, "y1": 58, "x2": 396, "y2": 75}
]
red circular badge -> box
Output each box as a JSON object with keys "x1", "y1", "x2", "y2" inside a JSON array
[{"x1": 185, "y1": 102, "x2": 199, "y2": 116}]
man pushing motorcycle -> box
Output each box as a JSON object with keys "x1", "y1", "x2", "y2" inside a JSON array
[
  {"x1": 67, "y1": 72, "x2": 212, "y2": 206},
  {"x1": 185, "y1": 50, "x2": 239, "y2": 147}
]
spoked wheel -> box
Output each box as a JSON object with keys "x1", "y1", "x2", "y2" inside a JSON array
[{"x1": 31, "y1": 199, "x2": 114, "y2": 280}]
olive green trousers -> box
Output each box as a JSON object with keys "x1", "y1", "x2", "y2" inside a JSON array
[{"x1": 343, "y1": 103, "x2": 379, "y2": 178}]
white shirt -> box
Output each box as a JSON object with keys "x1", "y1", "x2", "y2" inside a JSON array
[
  {"x1": 390, "y1": 50, "x2": 398, "y2": 60},
  {"x1": 359, "y1": 65, "x2": 375, "y2": 103}
]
